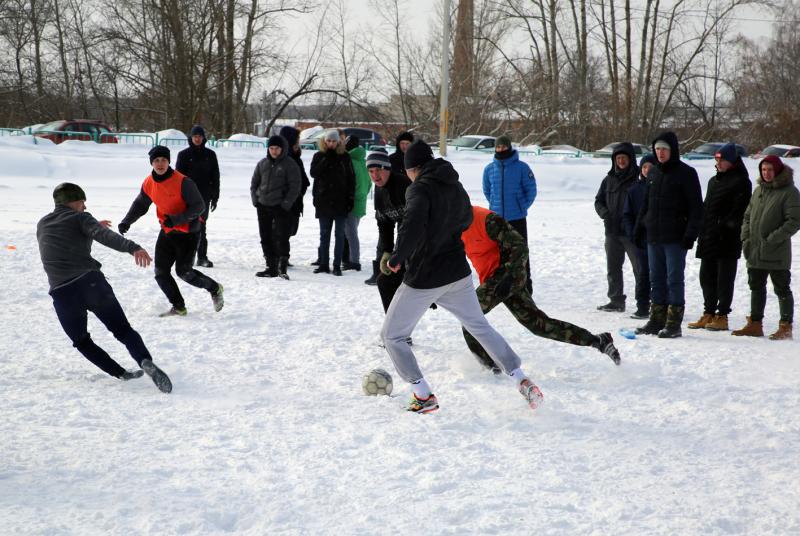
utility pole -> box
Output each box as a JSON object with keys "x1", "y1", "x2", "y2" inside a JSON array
[{"x1": 439, "y1": 0, "x2": 450, "y2": 156}]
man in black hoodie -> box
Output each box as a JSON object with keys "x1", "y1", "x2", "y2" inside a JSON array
[
  {"x1": 176, "y1": 125, "x2": 220, "y2": 267},
  {"x1": 389, "y1": 131, "x2": 413, "y2": 176},
  {"x1": 279, "y1": 126, "x2": 311, "y2": 254},
  {"x1": 380, "y1": 139, "x2": 544, "y2": 414},
  {"x1": 635, "y1": 131, "x2": 703, "y2": 338},
  {"x1": 595, "y1": 142, "x2": 643, "y2": 314}
]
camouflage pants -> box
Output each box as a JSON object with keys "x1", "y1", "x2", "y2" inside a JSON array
[{"x1": 463, "y1": 277, "x2": 597, "y2": 370}]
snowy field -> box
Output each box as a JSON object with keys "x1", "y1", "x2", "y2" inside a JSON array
[{"x1": 0, "y1": 135, "x2": 798, "y2": 535}]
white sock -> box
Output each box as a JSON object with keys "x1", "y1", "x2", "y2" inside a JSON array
[
  {"x1": 411, "y1": 378, "x2": 433, "y2": 399},
  {"x1": 509, "y1": 368, "x2": 529, "y2": 385}
]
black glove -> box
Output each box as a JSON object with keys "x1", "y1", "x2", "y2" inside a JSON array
[
  {"x1": 118, "y1": 222, "x2": 130, "y2": 235},
  {"x1": 210, "y1": 199, "x2": 218, "y2": 212},
  {"x1": 162, "y1": 215, "x2": 175, "y2": 228},
  {"x1": 494, "y1": 275, "x2": 513, "y2": 300},
  {"x1": 429, "y1": 303, "x2": 438, "y2": 310},
  {"x1": 681, "y1": 237, "x2": 695, "y2": 250}
]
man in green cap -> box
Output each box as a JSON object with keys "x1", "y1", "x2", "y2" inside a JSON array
[{"x1": 36, "y1": 182, "x2": 172, "y2": 393}]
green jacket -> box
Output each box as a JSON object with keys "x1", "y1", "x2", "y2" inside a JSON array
[
  {"x1": 741, "y1": 166, "x2": 800, "y2": 270},
  {"x1": 348, "y1": 146, "x2": 372, "y2": 217}
]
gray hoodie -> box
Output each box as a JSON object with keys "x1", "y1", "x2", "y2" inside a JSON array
[{"x1": 37, "y1": 205, "x2": 141, "y2": 291}]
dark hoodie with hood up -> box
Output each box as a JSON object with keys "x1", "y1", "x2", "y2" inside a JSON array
[
  {"x1": 695, "y1": 157, "x2": 752, "y2": 259},
  {"x1": 595, "y1": 142, "x2": 640, "y2": 236},
  {"x1": 389, "y1": 131, "x2": 414, "y2": 176},
  {"x1": 389, "y1": 158, "x2": 473, "y2": 289},
  {"x1": 250, "y1": 135, "x2": 302, "y2": 211},
  {"x1": 175, "y1": 126, "x2": 220, "y2": 203},
  {"x1": 639, "y1": 132, "x2": 704, "y2": 245}
]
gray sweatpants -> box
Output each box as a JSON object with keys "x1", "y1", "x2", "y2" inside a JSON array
[{"x1": 380, "y1": 275, "x2": 522, "y2": 383}]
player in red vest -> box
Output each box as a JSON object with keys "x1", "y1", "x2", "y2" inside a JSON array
[
  {"x1": 462, "y1": 205, "x2": 621, "y2": 371},
  {"x1": 119, "y1": 145, "x2": 224, "y2": 317}
]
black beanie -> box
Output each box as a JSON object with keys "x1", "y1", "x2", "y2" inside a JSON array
[
  {"x1": 279, "y1": 126, "x2": 299, "y2": 147},
  {"x1": 268, "y1": 135, "x2": 284, "y2": 148},
  {"x1": 190, "y1": 125, "x2": 205, "y2": 138},
  {"x1": 149, "y1": 145, "x2": 171, "y2": 163},
  {"x1": 53, "y1": 182, "x2": 86, "y2": 204},
  {"x1": 404, "y1": 139, "x2": 434, "y2": 170},
  {"x1": 345, "y1": 135, "x2": 360, "y2": 152},
  {"x1": 396, "y1": 131, "x2": 414, "y2": 144}
]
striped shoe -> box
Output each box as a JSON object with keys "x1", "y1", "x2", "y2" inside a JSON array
[
  {"x1": 406, "y1": 393, "x2": 439, "y2": 414},
  {"x1": 519, "y1": 379, "x2": 544, "y2": 410}
]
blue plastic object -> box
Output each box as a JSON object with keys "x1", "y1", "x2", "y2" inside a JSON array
[{"x1": 619, "y1": 328, "x2": 636, "y2": 340}]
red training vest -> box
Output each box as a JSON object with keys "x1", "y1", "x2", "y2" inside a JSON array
[
  {"x1": 142, "y1": 170, "x2": 190, "y2": 233},
  {"x1": 462, "y1": 206, "x2": 501, "y2": 284}
]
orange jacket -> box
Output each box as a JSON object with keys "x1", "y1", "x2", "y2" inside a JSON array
[
  {"x1": 462, "y1": 206, "x2": 501, "y2": 284},
  {"x1": 143, "y1": 170, "x2": 190, "y2": 233}
]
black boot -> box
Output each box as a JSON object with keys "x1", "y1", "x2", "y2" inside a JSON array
[
  {"x1": 635, "y1": 304, "x2": 667, "y2": 335},
  {"x1": 364, "y1": 260, "x2": 379, "y2": 285},
  {"x1": 256, "y1": 256, "x2": 278, "y2": 277},
  {"x1": 658, "y1": 305, "x2": 685, "y2": 338},
  {"x1": 278, "y1": 256, "x2": 290, "y2": 280}
]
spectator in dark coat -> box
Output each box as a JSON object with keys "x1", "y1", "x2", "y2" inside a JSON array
[
  {"x1": 687, "y1": 143, "x2": 752, "y2": 332},
  {"x1": 622, "y1": 153, "x2": 656, "y2": 318},
  {"x1": 310, "y1": 130, "x2": 355, "y2": 276},
  {"x1": 595, "y1": 142, "x2": 642, "y2": 313},
  {"x1": 389, "y1": 131, "x2": 414, "y2": 176},
  {"x1": 175, "y1": 125, "x2": 220, "y2": 267},
  {"x1": 250, "y1": 135, "x2": 302, "y2": 279},
  {"x1": 279, "y1": 126, "x2": 311, "y2": 250},
  {"x1": 635, "y1": 131, "x2": 703, "y2": 338}
]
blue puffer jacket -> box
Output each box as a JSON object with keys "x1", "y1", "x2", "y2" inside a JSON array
[{"x1": 482, "y1": 151, "x2": 537, "y2": 221}]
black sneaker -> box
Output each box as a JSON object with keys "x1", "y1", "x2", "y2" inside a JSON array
[
  {"x1": 196, "y1": 258, "x2": 214, "y2": 268},
  {"x1": 343, "y1": 262, "x2": 361, "y2": 271},
  {"x1": 313, "y1": 266, "x2": 330, "y2": 274},
  {"x1": 597, "y1": 302, "x2": 625, "y2": 312},
  {"x1": 332, "y1": 267, "x2": 343, "y2": 276},
  {"x1": 593, "y1": 332, "x2": 621, "y2": 365},
  {"x1": 120, "y1": 369, "x2": 144, "y2": 381},
  {"x1": 140, "y1": 358, "x2": 172, "y2": 393},
  {"x1": 630, "y1": 308, "x2": 649, "y2": 319}
]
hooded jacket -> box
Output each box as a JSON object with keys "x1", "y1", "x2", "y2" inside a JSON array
[
  {"x1": 389, "y1": 158, "x2": 473, "y2": 289},
  {"x1": 250, "y1": 136, "x2": 302, "y2": 211},
  {"x1": 175, "y1": 132, "x2": 220, "y2": 203},
  {"x1": 375, "y1": 171, "x2": 412, "y2": 253},
  {"x1": 741, "y1": 165, "x2": 800, "y2": 270},
  {"x1": 595, "y1": 142, "x2": 640, "y2": 236},
  {"x1": 639, "y1": 132, "x2": 704, "y2": 245},
  {"x1": 389, "y1": 132, "x2": 412, "y2": 175},
  {"x1": 695, "y1": 159, "x2": 752, "y2": 259},
  {"x1": 310, "y1": 143, "x2": 356, "y2": 219},
  {"x1": 482, "y1": 149, "x2": 537, "y2": 221},
  {"x1": 348, "y1": 145, "x2": 373, "y2": 218}
]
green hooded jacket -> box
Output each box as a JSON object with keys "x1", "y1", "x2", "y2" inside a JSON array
[
  {"x1": 348, "y1": 146, "x2": 372, "y2": 217},
  {"x1": 741, "y1": 166, "x2": 800, "y2": 270}
]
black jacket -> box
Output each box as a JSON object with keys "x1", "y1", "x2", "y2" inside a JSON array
[
  {"x1": 310, "y1": 149, "x2": 355, "y2": 218},
  {"x1": 695, "y1": 159, "x2": 752, "y2": 259},
  {"x1": 389, "y1": 133, "x2": 409, "y2": 176},
  {"x1": 390, "y1": 158, "x2": 473, "y2": 289},
  {"x1": 288, "y1": 148, "x2": 310, "y2": 216},
  {"x1": 375, "y1": 171, "x2": 412, "y2": 253},
  {"x1": 250, "y1": 136, "x2": 302, "y2": 211},
  {"x1": 639, "y1": 132, "x2": 704, "y2": 245},
  {"x1": 175, "y1": 138, "x2": 220, "y2": 203},
  {"x1": 595, "y1": 142, "x2": 639, "y2": 236}
]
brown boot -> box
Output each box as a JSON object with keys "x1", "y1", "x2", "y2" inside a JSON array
[
  {"x1": 768, "y1": 321, "x2": 793, "y2": 340},
  {"x1": 705, "y1": 314, "x2": 729, "y2": 331},
  {"x1": 687, "y1": 313, "x2": 714, "y2": 329},
  {"x1": 731, "y1": 316, "x2": 764, "y2": 337}
]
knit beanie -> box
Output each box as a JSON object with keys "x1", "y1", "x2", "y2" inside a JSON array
[
  {"x1": 404, "y1": 139, "x2": 434, "y2": 170},
  {"x1": 639, "y1": 153, "x2": 658, "y2": 168},
  {"x1": 760, "y1": 155, "x2": 785, "y2": 177},
  {"x1": 190, "y1": 125, "x2": 206, "y2": 138},
  {"x1": 715, "y1": 143, "x2": 738, "y2": 163},
  {"x1": 268, "y1": 135, "x2": 284, "y2": 148},
  {"x1": 149, "y1": 145, "x2": 170, "y2": 163},
  {"x1": 279, "y1": 126, "x2": 299, "y2": 147},
  {"x1": 366, "y1": 152, "x2": 392, "y2": 169},
  {"x1": 396, "y1": 131, "x2": 414, "y2": 144},
  {"x1": 496, "y1": 135, "x2": 512, "y2": 147},
  {"x1": 53, "y1": 182, "x2": 86, "y2": 204},
  {"x1": 324, "y1": 130, "x2": 339, "y2": 142}
]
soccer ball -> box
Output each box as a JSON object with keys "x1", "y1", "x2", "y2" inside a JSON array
[{"x1": 362, "y1": 368, "x2": 393, "y2": 396}]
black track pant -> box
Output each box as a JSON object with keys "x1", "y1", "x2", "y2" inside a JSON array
[{"x1": 154, "y1": 230, "x2": 219, "y2": 309}]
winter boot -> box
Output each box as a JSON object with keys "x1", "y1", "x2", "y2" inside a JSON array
[
  {"x1": 256, "y1": 256, "x2": 278, "y2": 277},
  {"x1": 140, "y1": 358, "x2": 172, "y2": 394},
  {"x1": 658, "y1": 305, "x2": 685, "y2": 338},
  {"x1": 313, "y1": 265, "x2": 330, "y2": 274},
  {"x1": 705, "y1": 314, "x2": 729, "y2": 331},
  {"x1": 332, "y1": 265, "x2": 343, "y2": 276},
  {"x1": 278, "y1": 256, "x2": 290, "y2": 280},
  {"x1": 768, "y1": 321, "x2": 793, "y2": 340},
  {"x1": 592, "y1": 332, "x2": 621, "y2": 365},
  {"x1": 364, "y1": 260, "x2": 380, "y2": 285},
  {"x1": 687, "y1": 313, "x2": 714, "y2": 329},
  {"x1": 635, "y1": 304, "x2": 667, "y2": 335},
  {"x1": 731, "y1": 316, "x2": 764, "y2": 337}
]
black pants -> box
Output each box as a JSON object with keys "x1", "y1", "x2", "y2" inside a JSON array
[
  {"x1": 699, "y1": 257, "x2": 739, "y2": 315},
  {"x1": 634, "y1": 247, "x2": 651, "y2": 310},
  {"x1": 604, "y1": 234, "x2": 642, "y2": 306},
  {"x1": 51, "y1": 271, "x2": 152, "y2": 378},
  {"x1": 748, "y1": 268, "x2": 794, "y2": 322},
  {"x1": 508, "y1": 218, "x2": 532, "y2": 294},
  {"x1": 377, "y1": 267, "x2": 405, "y2": 312},
  {"x1": 154, "y1": 230, "x2": 219, "y2": 309},
  {"x1": 197, "y1": 205, "x2": 210, "y2": 261},
  {"x1": 256, "y1": 205, "x2": 291, "y2": 258}
]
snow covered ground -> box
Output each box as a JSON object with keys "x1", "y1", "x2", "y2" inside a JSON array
[{"x1": 0, "y1": 136, "x2": 798, "y2": 535}]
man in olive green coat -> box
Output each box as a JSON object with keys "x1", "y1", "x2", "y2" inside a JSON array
[{"x1": 733, "y1": 155, "x2": 800, "y2": 340}]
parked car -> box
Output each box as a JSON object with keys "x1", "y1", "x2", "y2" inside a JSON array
[
  {"x1": 753, "y1": 144, "x2": 800, "y2": 159},
  {"x1": 593, "y1": 142, "x2": 650, "y2": 158},
  {"x1": 683, "y1": 142, "x2": 747, "y2": 160},
  {"x1": 299, "y1": 127, "x2": 386, "y2": 150},
  {"x1": 539, "y1": 144, "x2": 584, "y2": 157},
  {"x1": 448, "y1": 135, "x2": 496, "y2": 150},
  {"x1": 34, "y1": 119, "x2": 117, "y2": 144}
]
